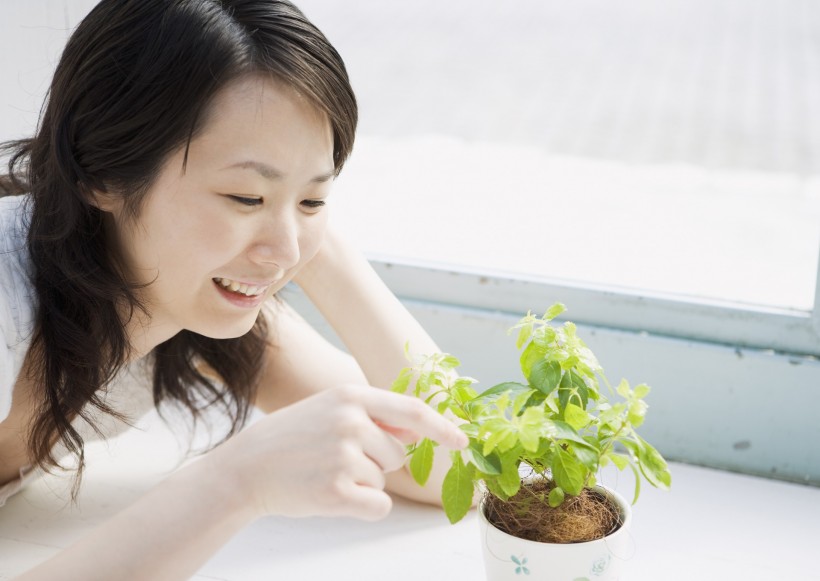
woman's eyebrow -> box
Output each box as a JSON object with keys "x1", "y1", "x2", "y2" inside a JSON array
[{"x1": 222, "y1": 160, "x2": 335, "y2": 183}]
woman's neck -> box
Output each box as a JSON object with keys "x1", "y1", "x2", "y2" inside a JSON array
[{"x1": 123, "y1": 310, "x2": 181, "y2": 362}]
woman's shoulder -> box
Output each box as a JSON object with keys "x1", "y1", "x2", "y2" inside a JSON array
[{"x1": 0, "y1": 194, "x2": 36, "y2": 421}]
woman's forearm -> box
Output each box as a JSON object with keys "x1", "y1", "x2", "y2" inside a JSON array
[
  {"x1": 294, "y1": 229, "x2": 472, "y2": 507},
  {"x1": 294, "y1": 227, "x2": 440, "y2": 389},
  {"x1": 15, "y1": 457, "x2": 255, "y2": 581}
]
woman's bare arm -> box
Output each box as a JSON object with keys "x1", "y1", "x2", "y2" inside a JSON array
[
  {"x1": 289, "y1": 226, "x2": 465, "y2": 505},
  {"x1": 293, "y1": 226, "x2": 439, "y2": 388},
  {"x1": 14, "y1": 454, "x2": 254, "y2": 581}
]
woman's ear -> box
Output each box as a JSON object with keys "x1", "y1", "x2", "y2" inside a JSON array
[{"x1": 84, "y1": 186, "x2": 123, "y2": 215}]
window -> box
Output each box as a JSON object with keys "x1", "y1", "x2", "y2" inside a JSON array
[{"x1": 303, "y1": 0, "x2": 820, "y2": 355}]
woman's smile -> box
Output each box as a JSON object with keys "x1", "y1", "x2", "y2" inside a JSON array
[
  {"x1": 212, "y1": 277, "x2": 272, "y2": 308},
  {"x1": 213, "y1": 277, "x2": 274, "y2": 297}
]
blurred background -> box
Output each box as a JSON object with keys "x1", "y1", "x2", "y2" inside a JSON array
[{"x1": 300, "y1": 0, "x2": 820, "y2": 311}]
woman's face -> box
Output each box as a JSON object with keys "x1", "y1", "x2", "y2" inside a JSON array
[{"x1": 105, "y1": 75, "x2": 335, "y2": 345}]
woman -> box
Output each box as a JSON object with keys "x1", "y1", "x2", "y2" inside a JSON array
[{"x1": 0, "y1": 1, "x2": 467, "y2": 579}]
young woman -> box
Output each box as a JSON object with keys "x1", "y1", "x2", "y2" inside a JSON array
[{"x1": 0, "y1": 1, "x2": 467, "y2": 579}]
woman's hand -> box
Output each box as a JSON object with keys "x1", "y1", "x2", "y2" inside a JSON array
[{"x1": 209, "y1": 385, "x2": 467, "y2": 521}]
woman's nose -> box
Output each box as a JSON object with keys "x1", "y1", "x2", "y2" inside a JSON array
[{"x1": 247, "y1": 219, "x2": 300, "y2": 271}]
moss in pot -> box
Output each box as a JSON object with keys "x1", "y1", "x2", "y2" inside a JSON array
[{"x1": 392, "y1": 303, "x2": 671, "y2": 546}]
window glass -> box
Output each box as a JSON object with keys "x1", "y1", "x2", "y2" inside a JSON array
[{"x1": 303, "y1": 0, "x2": 820, "y2": 311}]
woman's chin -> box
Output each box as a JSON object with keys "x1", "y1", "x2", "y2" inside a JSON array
[{"x1": 192, "y1": 316, "x2": 259, "y2": 340}]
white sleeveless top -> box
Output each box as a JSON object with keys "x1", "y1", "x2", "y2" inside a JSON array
[
  {"x1": 0, "y1": 194, "x2": 36, "y2": 418},
  {"x1": 0, "y1": 194, "x2": 154, "y2": 504}
]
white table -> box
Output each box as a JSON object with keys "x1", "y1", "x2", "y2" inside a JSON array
[{"x1": 1, "y1": 409, "x2": 818, "y2": 580}]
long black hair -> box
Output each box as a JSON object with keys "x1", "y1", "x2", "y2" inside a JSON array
[{"x1": 0, "y1": 0, "x2": 357, "y2": 495}]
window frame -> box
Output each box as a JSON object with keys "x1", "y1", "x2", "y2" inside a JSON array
[{"x1": 368, "y1": 252, "x2": 820, "y2": 357}]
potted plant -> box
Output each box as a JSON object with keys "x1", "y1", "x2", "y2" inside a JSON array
[{"x1": 392, "y1": 303, "x2": 671, "y2": 581}]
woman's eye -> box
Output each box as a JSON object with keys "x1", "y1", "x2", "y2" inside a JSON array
[
  {"x1": 301, "y1": 199, "x2": 326, "y2": 209},
  {"x1": 227, "y1": 195, "x2": 262, "y2": 206}
]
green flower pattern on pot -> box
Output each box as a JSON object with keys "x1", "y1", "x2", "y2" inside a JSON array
[
  {"x1": 505, "y1": 554, "x2": 607, "y2": 579},
  {"x1": 590, "y1": 555, "x2": 610, "y2": 575},
  {"x1": 510, "y1": 555, "x2": 530, "y2": 575}
]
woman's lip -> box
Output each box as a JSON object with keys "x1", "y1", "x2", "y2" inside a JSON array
[
  {"x1": 213, "y1": 279, "x2": 268, "y2": 307},
  {"x1": 213, "y1": 277, "x2": 277, "y2": 287}
]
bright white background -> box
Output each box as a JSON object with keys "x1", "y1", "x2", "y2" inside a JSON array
[{"x1": 296, "y1": 0, "x2": 820, "y2": 311}]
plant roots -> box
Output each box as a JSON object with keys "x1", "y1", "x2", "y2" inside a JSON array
[{"x1": 483, "y1": 479, "x2": 622, "y2": 544}]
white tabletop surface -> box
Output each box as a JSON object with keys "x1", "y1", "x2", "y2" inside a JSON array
[{"x1": 1, "y1": 409, "x2": 818, "y2": 581}]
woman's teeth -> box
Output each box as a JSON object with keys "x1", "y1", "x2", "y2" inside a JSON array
[{"x1": 214, "y1": 277, "x2": 267, "y2": 297}]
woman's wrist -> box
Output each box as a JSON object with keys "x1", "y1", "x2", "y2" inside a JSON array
[{"x1": 191, "y1": 446, "x2": 261, "y2": 524}]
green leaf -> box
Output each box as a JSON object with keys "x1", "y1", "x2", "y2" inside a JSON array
[
  {"x1": 441, "y1": 354, "x2": 461, "y2": 369},
  {"x1": 635, "y1": 436, "x2": 672, "y2": 491},
  {"x1": 544, "y1": 302, "x2": 566, "y2": 321},
  {"x1": 497, "y1": 449, "x2": 522, "y2": 497},
  {"x1": 495, "y1": 392, "x2": 511, "y2": 416},
  {"x1": 436, "y1": 397, "x2": 452, "y2": 415},
  {"x1": 415, "y1": 373, "x2": 430, "y2": 397},
  {"x1": 442, "y1": 452, "x2": 475, "y2": 524},
  {"x1": 517, "y1": 407, "x2": 546, "y2": 453},
  {"x1": 468, "y1": 443, "x2": 502, "y2": 475},
  {"x1": 597, "y1": 403, "x2": 627, "y2": 430},
  {"x1": 557, "y1": 370, "x2": 589, "y2": 411},
  {"x1": 552, "y1": 420, "x2": 596, "y2": 449},
  {"x1": 448, "y1": 402, "x2": 470, "y2": 421},
  {"x1": 519, "y1": 341, "x2": 547, "y2": 380},
  {"x1": 628, "y1": 461, "x2": 642, "y2": 505},
  {"x1": 562, "y1": 354, "x2": 580, "y2": 371},
  {"x1": 516, "y1": 322, "x2": 534, "y2": 349},
  {"x1": 390, "y1": 367, "x2": 413, "y2": 394},
  {"x1": 564, "y1": 403, "x2": 590, "y2": 430},
  {"x1": 453, "y1": 384, "x2": 479, "y2": 406},
  {"x1": 571, "y1": 442, "x2": 600, "y2": 471},
  {"x1": 558, "y1": 372, "x2": 572, "y2": 410},
  {"x1": 628, "y1": 399, "x2": 649, "y2": 427},
  {"x1": 546, "y1": 348, "x2": 569, "y2": 364},
  {"x1": 518, "y1": 430, "x2": 540, "y2": 454},
  {"x1": 482, "y1": 421, "x2": 514, "y2": 455},
  {"x1": 551, "y1": 447, "x2": 586, "y2": 496},
  {"x1": 460, "y1": 423, "x2": 479, "y2": 439},
  {"x1": 569, "y1": 371, "x2": 590, "y2": 408},
  {"x1": 616, "y1": 379, "x2": 631, "y2": 398},
  {"x1": 409, "y1": 438, "x2": 436, "y2": 486},
  {"x1": 474, "y1": 382, "x2": 531, "y2": 402},
  {"x1": 528, "y1": 360, "x2": 562, "y2": 396},
  {"x1": 532, "y1": 326, "x2": 557, "y2": 348},
  {"x1": 511, "y1": 389, "x2": 534, "y2": 417},
  {"x1": 607, "y1": 453, "x2": 630, "y2": 470},
  {"x1": 633, "y1": 383, "x2": 651, "y2": 399},
  {"x1": 548, "y1": 486, "x2": 565, "y2": 507},
  {"x1": 483, "y1": 475, "x2": 510, "y2": 501}
]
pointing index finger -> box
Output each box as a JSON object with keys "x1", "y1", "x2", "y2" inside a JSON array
[{"x1": 363, "y1": 390, "x2": 468, "y2": 450}]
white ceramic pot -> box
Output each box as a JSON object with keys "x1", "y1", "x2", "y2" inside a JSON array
[{"x1": 478, "y1": 486, "x2": 634, "y2": 581}]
